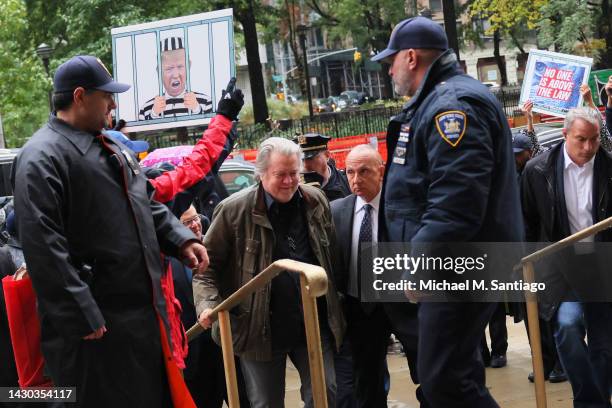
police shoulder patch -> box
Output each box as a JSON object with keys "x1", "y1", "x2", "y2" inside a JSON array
[{"x1": 435, "y1": 110, "x2": 467, "y2": 148}]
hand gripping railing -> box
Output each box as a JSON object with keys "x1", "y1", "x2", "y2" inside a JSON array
[
  {"x1": 521, "y1": 216, "x2": 612, "y2": 408},
  {"x1": 185, "y1": 259, "x2": 329, "y2": 408}
]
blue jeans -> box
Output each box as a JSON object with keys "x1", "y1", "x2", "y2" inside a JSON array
[{"x1": 555, "y1": 302, "x2": 612, "y2": 408}]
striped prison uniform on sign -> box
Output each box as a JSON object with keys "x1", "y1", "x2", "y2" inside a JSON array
[{"x1": 139, "y1": 92, "x2": 213, "y2": 120}]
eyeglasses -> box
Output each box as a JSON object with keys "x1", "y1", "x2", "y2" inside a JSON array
[{"x1": 181, "y1": 215, "x2": 201, "y2": 227}]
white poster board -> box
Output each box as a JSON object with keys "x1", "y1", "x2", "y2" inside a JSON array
[
  {"x1": 519, "y1": 49, "x2": 592, "y2": 118},
  {"x1": 111, "y1": 9, "x2": 235, "y2": 132}
]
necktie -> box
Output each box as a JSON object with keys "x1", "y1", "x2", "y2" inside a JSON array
[{"x1": 358, "y1": 204, "x2": 373, "y2": 300}]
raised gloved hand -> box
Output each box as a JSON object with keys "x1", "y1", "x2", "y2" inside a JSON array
[{"x1": 216, "y1": 80, "x2": 244, "y2": 121}]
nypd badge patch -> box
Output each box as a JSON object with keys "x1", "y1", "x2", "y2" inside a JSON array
[{"x1": 435, "y1": 111, "x2": 467, "y2": 147}]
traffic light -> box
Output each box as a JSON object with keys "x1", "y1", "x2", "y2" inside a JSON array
[{"x1": 354, "y1": 51, "x2": 362, "y2": 63}]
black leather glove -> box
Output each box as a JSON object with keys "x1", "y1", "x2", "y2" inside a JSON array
[{"x1": 217, "y1": 88, "x2": 244, "y2": 121}]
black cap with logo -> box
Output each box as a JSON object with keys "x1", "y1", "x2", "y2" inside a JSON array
[{"x1": 53, "y1": 55, "x2": 130, "y2": 93}]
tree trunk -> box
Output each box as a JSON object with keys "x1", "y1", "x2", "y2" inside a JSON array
[
  {"x1": 442, "y1": 0, "x2": 460, "y2": 60},
  {"x1": 493, "y1": 30, "x2": 508, "y2": 86},
  {"x1": 284, "y1": 0, "x2": 307, "y2": 99},
  {"x1": 287, "y1": 33, "x2": 306, "y2": 98},
  {"x1": 236, "y1": 0, "x2": 270, "y2": 125}
]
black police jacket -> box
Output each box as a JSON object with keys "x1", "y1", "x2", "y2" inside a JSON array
[
  {"x1": 382, "y1": 50, "x2": 523, "y2": 245},
  {"x1": 323, "y1": 163, "x2": 351, "y2": 202}
]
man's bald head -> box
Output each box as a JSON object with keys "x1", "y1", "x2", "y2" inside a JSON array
[
  {"x1": 345, "y1": 144, "x2": 384, "y2": 202},
  {"x1": 347, "y1": 144, "x2": 383, "y2": 164}
]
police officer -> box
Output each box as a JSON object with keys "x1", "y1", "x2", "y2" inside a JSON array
[
  {"x1": 372, "y1": 17, "x2": 523, "y2": 406},
  {"x1": 294, "y1": 133, "x2": 351, "y2": 201}
]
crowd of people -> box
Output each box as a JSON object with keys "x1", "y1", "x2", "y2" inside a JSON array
[{"x1": 2, "y1": 15, "x2": 612, "y2": 408}]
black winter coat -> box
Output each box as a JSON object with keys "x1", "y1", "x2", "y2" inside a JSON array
[
  {"x1": 12, "y1": 115, "x2": 196, "y2": 407},
  {"x1": 521, "y1": 142, "x2": 612, "y2": 320}
]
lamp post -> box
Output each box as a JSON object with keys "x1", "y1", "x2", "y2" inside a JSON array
[
  {"x1": 36, "y1": 43, "x2": 54, "y2": 112},
  {"x1": 297, "y1": 25, "x2": 314, "y2": 119}
]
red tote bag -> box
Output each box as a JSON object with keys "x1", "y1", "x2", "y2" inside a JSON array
[{"x1": 2, "y1": 275, "x2": 52, "y2": 387}]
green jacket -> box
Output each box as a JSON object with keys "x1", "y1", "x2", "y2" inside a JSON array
[{"x1": 193, "y1": 182, "x2": 346, "y2": 361}]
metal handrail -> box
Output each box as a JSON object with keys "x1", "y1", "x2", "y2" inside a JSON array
[
  {"x1": 521, "y1": 215, "x2": 612, "y2": 408},
  {"x1": 186, "y1": 259, "x2": 330, "y2": 408}
]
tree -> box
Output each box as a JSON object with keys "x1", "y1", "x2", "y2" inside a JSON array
[
  {"x1": 468, "y1": 0, "x2": 547, "y2": 85},
  {"x1": 0, "y1": 0, "x2": 49, "y2": 147},
  {"x1": 18, "y1": 0, "x2": 272, "y2": 134},
  {"x1": 205, "y1": 0, "x2": 271, "y2": 125},
  {"x1": 263, "y1": 0, "x2": 308, "y2": 100},
  {"x1": 308, "y1": 0, "x2": 408, "y2": 98},
  {"x1": 597, "y1": 0, "x2": 612, "y2": 69},
  {"x1": 537, "y1": 0, "x2": 606, "y2": 62}
]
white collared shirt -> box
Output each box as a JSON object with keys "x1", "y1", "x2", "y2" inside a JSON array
[
  {"x1": 348, "y1": 192, "x2": 380, "y2": 297},
  {"x1": 563, "y1": 143, "x2": 595, "y2": 242}
]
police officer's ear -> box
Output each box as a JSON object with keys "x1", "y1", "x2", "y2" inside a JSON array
[{"x1": 406, "y1": 49, "x2": 419, "y2": 70}]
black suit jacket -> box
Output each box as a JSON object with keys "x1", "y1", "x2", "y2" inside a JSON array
[
  {"x1": 331, "y1": 194, "x2": 418, "y2": 350},
  {"x1": 330, "y1": 194, "x2": 357, "y2": 295}
]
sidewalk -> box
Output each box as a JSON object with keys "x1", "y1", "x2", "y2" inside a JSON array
[{"x1": 284, "y1": 317, "x2": 574, "y2": 407}]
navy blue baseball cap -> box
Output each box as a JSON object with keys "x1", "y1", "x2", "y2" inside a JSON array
[
  {"x1": 512, "y1": 133, "x2": 534, "y2": 153},
  {"x1": 371, "y1": 17, "x2": 449, "y2": 62},
  {"x1": 53, "y1": 55, "x2": 130, "y2": 93}
]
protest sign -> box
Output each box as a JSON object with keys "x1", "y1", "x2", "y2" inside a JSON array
[
  {"x1": 111, "y1": 9, "x2": 235, "y2": 132},
  {"x1": 589, "y1": 69, "x2": 612, "y2": 107},
  {"x1": 519, "y1": 50, "x2": 592, "y2": 117}
]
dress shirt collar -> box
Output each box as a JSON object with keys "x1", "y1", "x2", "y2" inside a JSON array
[{"x1": 355, "y1": 190, "x2": 381, "y2": 213}]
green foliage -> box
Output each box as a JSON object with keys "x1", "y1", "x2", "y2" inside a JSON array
[
  {"x1": 323, "y1": 0, "x2": 406, "y2": 52},
  {"x1": 537, "y1": 0, "x2": 604, "y2": 59},
  {"x1": 1, "y1": 0, "x2": 261, "y2": 146},
  {"x1": 0, "y1": 0, "x2": 49, "y2": 147},
  {"x1": 468, "y1": 0, "x2": 547, "y2": 33},
  {"x1": 466, "y1": 0, "x2": 547, "y2": 54},
  {"x1": 240, "y1": 98, "x2": 308, "y2": 123}
]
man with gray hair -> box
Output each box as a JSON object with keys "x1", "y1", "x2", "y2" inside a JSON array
[
  {"x1": 522, "y1": 106, "x2": 612, "y2": 406},
  {"x1": 193, "y1": 136, "x2": 345, "y2": 408}
]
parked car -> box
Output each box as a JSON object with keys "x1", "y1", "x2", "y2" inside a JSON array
[
  {"x1": 511, "y1": 122, "x2": 564, "y2": 150},
  {"x1": 218, "y1": 158, "x2": 256, "y2": 195},
  {"x1": 314, "y1": 98, "x2": 334, "y2": 113},
  {"x1": 286, "y1": 94, "x2": 301, "y2": 103},
  {"x1": 340, "y1": 90, "x2": 370, "y2": 105},
  {"x1": 330, "y1": 96, "x2": 350, "y2": 111},
  {"x1": 0, "y1": 149, "x2": 19, "y2": 196}
]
